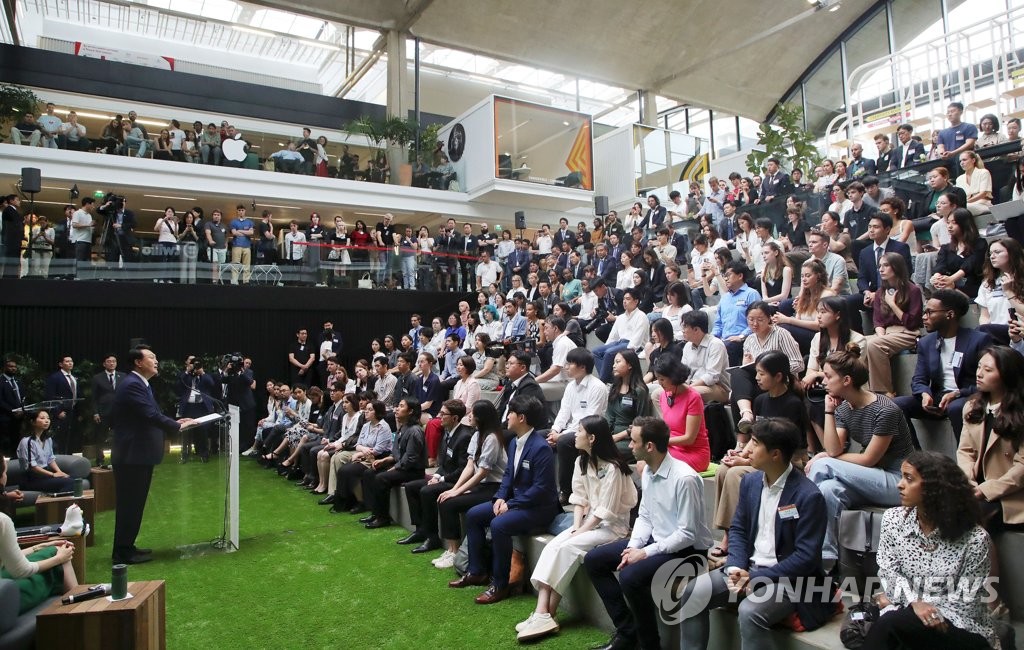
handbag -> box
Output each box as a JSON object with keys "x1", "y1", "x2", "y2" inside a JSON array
[
  {"x1": 839, "y1": 601, "x2": 879, "y2": 649},
  {"x1": 327, "y1": 247, "x2": 340, "y2": 261},
  {"x1": 838, "y1": 507, "x2": 885, "y2": 599},
  {"x1": 357, "y1": 273, "x2": 373, "y2": 289}
]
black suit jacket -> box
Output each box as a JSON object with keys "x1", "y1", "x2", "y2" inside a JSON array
[
  {"x1": 44, "y1": 370, "x2": 78, "y2": 418},
  {"x1": 553, "y1": 229, "x2": 577, "y2": 250},
  {"x1": 592, "y1": 256, "x2": 616, "y2": 284},
  {"x1": 856, "y1": 239, "x2": 912, "y2": 293},
  {"x1": 639, "y1": 206, "x2": 666, "y2": 230},
  {"x1": 888, "y1": 141, "x2": 927, "y2": 170},
  {"x1": 438, "y1": 422, "x2": 474, "y2": 484},
  {"x1": 1, "y1": 205, "x2": 24, "y2": 250},
  {"x1": 456, "y1": 233, "x2": 478, "y2": 259},
  {"x1": 0, "y1": 375, "x2": 25, "y2": 422},
  {"x1": 495, "y1": 374, "x2": 550, "y2": 429},
  {"x1": 759, "y1": 172, "x2": 792, "y2": 201},
  {"x1": 111, "y1": 372, "x2": 181, "y2": 465},
  {"x1": 91, "y1": 370, "x2": 126, "y2": 421}
]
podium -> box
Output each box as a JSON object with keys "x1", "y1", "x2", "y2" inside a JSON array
[{"x1": 175, "y1": 408, "x2": 239, "y2": 556}]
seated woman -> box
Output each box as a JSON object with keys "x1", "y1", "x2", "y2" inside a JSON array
[
  {"x1": 958, "y1": 345, "x2": 1024, "y2": 533},
  {"x1": 699, "y1": 248, "x2": 732, "y2": 303},
  {"x1": 0, "y1": 458, "x2": 77, "y2": 613},
  {"x1": 759, "y1": 241, "x2": 794, "y2": 306},
  {"x1": 516, "y1": 415, "x2": 637, "y2": 642},
  {"x1": 819, "y1": 210, "x2": 856, "y2": 277},
  {"x1": 276, "y1": 386, "x2": 323, "y2": 476},
  {"x1": 652, "y1": 356, "x2": 711, "y2": 472},
  {"x1": 452, "y1": 357, "x2": 480, "y2": 427},
  {"x1": 262, "y1": 384, "x2": 312, "y2": 465},
  {"x1": 805, "y1": 344, "x2": 915, "y2": 569},
  {"x1": 977, "y1": 237, "x2": 1024, "y2": 346},
  {"x1": 733, "y1": 301, "x2": 804, "y2": 437},
  {"x1": 867, "y1": 451, "x2": 997, "y2": 650},
  {"x1": 643, "y1": 318, "x2": 684, "y2": 393},
  {"x1": 930, "y1": 207, "x2": 987, "y2": 300},
  {"x1": 16, "y1": 411, "x2": 74, "y2": 493},
  {"x1": 432, "y1": 400, "x2": 507, "y2": 570},
  {"x1": 313, "y1": 393, "x2": 361, "y2": 495},
  {"x1": 360, "y1": 397, "x2": 426, "y2": 529},
  {"x1": 710, "y1": 350, "x2": 811, "y2": 559},
  {"x1": 773, "y1": 258, "x2": 833, "y2": 355},
  {"x1": 606, "y1": 350, "x2": 653, "y2": 461},
  {"x1": 327, "y1": 400, "x2": 392, "y2": 514},
  {"x1": 955, "y1": 150, "x2": 993, "y2": 217},
  {"x1": 652, "y1": 282, "x2": 692, "y2": 337},
  {"x1": 800, "y1": 296, "x2": 866, "y2": 452},
  {"x1": 470, "y1": 333, "x2": 502, "y2": 391},
  {"x1": 865, "y1": 252, "x2": 923, "y2": 396}
]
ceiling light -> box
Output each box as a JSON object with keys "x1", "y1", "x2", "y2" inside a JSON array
[
  {"x1": 232, "y1": 25, "x2": 275, "y2": 38},
  {"x1": 140, "y1": 208, "x2": 168, "y2": 213},
  {"x1": 562, "y1": 121, "x2": 570, "y2": 126},
  {"x1": 27, "y1": 200, "x2": 74, "y2": 206},
  {"x1": 255, "y1": 203, "x2": 301, "y2": 210},
  {"x1": 144, "y1": 194, "x2": 197, "y2": 201}
]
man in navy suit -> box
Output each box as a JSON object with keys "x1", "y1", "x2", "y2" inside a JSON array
[
  {"x1": 756, "y1": 158, "x2": 791, "y2": 204},
  {"x1": 552, "y1": 217, "x2": 577, "y2": 251},
  {"x1": 585, "y1": 417, "x2": 713, "y2": 650},
  {"x1": 888, "y1": 124, "x2": 926, "y2": 171},
  {"x1": 592, "y1": 243, "x2": 617, "y2": 285},
  {"x1": 89, "y1": 353, "x2": 125, "y2": 465},
  {"x1": 0, "y1": 358, "x2": 26, "y2": 456},
  {"x1": 847, "y1": 211, "x2": 913, "y2": 332},
  {"x1": 680, "y1": 418, "x2": 834, "y2": 649},
  {"x1": 44, "y1": 355, "x2": 79, "y2": 454},
  {"x1": 450, "y1": 395, "x2": 560, "y2": 604},
  {"x1": 638, "y1": 195, "x2": 667, "y2": 231},
  {"x1": 111, "y1": 345, "x2": 193, "y2": 564},
  {"x1": 895, "y1": 290, "x2": 991, "y2": 443}
]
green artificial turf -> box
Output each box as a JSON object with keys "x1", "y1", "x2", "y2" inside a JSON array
[{"x1": 83, "y1": 454, "x2": 609, "y2": 649}]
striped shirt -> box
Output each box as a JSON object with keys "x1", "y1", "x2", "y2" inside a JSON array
[
  {"x1": 834, "y1": 394, "x2": 914, "y2": 473},
  {"x1": 742, "y1": 326, "x2": 805, "y2": 374}
]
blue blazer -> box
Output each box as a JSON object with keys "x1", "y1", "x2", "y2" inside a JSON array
[
  {"x1": 43, "y1": 371, "x2": 77, "y2": 418},
  {"x1": 504, "y1": 313, "x2": 527, "y2": 340},
  {"x1": 911, "y1": 328, "x2": 991, "y2": 399},
  {"x1": 111, "y1": 372, "x2": 181, "y2": 466},
  {"x1": 888, "y1": 141, "x2": 927, "y2": 170},
  {"x1": 856, "y1": 238, "x2": 912, "y2": 293},
  {"x1": 728, "y1": 468, "x2": 833, "y2": 630},
  {"x1": 494, "y1": 430, "x2": 559, "y2": 511}
]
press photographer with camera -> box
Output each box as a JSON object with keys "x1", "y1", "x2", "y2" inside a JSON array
[
  {"x1": 97, "y1": 193, "x2": 137, "y2": 265},
  {"x1": 177, "y1": 356, "x2": 218, "y2": 463},
  {"x1": 215, "y1": 353, "x2": 256, "y2": 451}
]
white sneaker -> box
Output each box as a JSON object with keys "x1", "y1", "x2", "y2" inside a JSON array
[
  {"x1": 241, "y1": 448, "x2": 257, "y2": 457},
  {"x1": 432, "y1": 550, "x2": 455, "y2": 568},
  {"x1": 517, "y1": 613, "x2": 558, "y2": 642},
  {"x1": 515, "y1": 613, "x2": 538, "y2": 633}
]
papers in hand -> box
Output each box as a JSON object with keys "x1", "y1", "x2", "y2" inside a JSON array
[{"x1": 180, "y1": 413, "x2": 222, "y2": 430}]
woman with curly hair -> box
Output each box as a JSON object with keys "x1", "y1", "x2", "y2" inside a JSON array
[
  {"x1": 774, "y1": 258, "x2": 834, "y2": 355},
  {"x1": 867, "y1": 451, "x2": 997, "y2": 649},
  {"x1": 805, "y1": 344, "x2": 914, "y2": 568},
  {"x1": 977, "y1": 238, "x2": 1024, "y2": 346},
  {"x1": 865, "y1": 252, "x2": 923, "y2": 395}
]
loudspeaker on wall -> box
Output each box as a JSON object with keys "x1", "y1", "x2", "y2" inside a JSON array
[
  {"x1": 20, "y1": 168, "x2": 41, "y2": 194},
  {"x1": 595, "y1": 195, "x2": 609, "y2": 216},
  {"x1": 514, "y1": 211, "x2": 526, "y2": 229}
]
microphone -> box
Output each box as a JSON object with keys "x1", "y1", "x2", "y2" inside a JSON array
[{"x1": 62, "y1": 584, "x2": 111, "y2": 605}]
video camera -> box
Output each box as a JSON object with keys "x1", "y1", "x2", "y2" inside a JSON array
[
  {"x1": 221, "y1": 353, "x2": 244, "y2": 375},
  {"x1": 98, "y1": 193, "x2": 125, "y2": 214}
]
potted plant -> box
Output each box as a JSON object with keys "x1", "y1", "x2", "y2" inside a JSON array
[
  {"x1": 382, "y1": 115, "x2": 417, "y2": 186},
  {"x1": 0, "y1": 84, "x2": 40, "y2": 134},
  {"x1": 745, "y1": 102, "x2": 821, "y2": 177}
]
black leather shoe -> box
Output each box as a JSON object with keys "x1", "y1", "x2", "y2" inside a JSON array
[
  {"x1": 318, "y1": 495, "x2": 335, "y2": 506},
  {"x1": 396, "y1": 532, "x2": 426, "y2": 545},
  {"x1": 133, "y1": 547, "x2": 152, "y2": 555},
  {"x1": 364, "y1": 517, "x2": 392, "y2": 529},
  {"x1": 412, "y1": 538, "x2": 442, "y2": 554},
  {"x1": 358, "y1": 514, "x2": 376, "y2": 524},
  {"x1": 348, "y1": 503, "x2": 366, "y2": 515},
  {"x1": 589, "y1": 633, "x2": 637, "y2": 650},
  {"x1": 112, "y1": 552, "x2": 152, "y2": 565}
]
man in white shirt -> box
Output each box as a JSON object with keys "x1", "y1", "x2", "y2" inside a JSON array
[
  {"x1": 680, "y1": 311, "x2": 731, "y2": 404},
  {"x1": 59, "y1": 111, "x2": 90, "y2": 151},
  {"x1": 547, "y1": 347, "x2": 609, "y2": 502},
  {"x1": 679, "y1": 418, "x2": 832, "y2": 649},
  {"x1": 534, "y1": 316, "x2": 574, "y2": 387},
  {"x1": 695, "y1": 176, "x2": 725, "y2": 221},
  {"x1": 475, "y1": 250, "x2": 502, "y2": 289},
  {"x1": 36, "y1": 103, "x2": 62, "y2": 149},
  {"x1": 585, "y1": 417, "x2": 713, "y2": 650},
  {"x1": 591, "y1": 288, "x2": 650, "y2": 382},
  {"x1": 70, "y1": 197, "x2": 96, "y2": 279}
]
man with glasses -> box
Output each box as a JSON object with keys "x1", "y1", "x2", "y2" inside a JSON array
[
  {"x1": 398, "y1": 399, "x2": 474, "y2": 552},
  {"x1": 494, "y1": 351, "x2": 548, "y2": 429},
  {"x1": 713, "y1": 262, "x2": 761, "y2": 366},
  {"x1": 591, "y1": 288, "x2": 649, "y2": 383},
  {"x1": 680, "y1": 311, "x2": 730, "y2": 405}
]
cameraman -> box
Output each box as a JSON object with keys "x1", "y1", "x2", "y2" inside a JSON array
[
  {"x1": 177, "y1": 356, "x2": 217, "y2": 462},
  {"x1": 98, "y1": 194, "x2": 137, "y2": 265},
  {"x1": 215, "y1": 354, "x2": 256, "y2": 452}
]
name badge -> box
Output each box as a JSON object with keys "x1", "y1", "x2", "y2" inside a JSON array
[
  {"x1": 778, "y1": 504, "x2": 799, "y2": 520},
  {"x1": 446, "y1": 447, "x2": 454, "y2": 457},
  {"x1": 952, "y1": 351, "x2": 964, "y2": 368},
  {"x1": 522, "y1": 460, "x2": 531, "y2": 470},
  {"x1": 580, "y1": 400, "x2": 588, "y2": 409},
  {"x1": 621, "y1": 396, "x2": 634, "y2": 408}
]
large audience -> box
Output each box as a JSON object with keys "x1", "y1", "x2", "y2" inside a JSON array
[{"x1": 4, "y1": 100, "x2": 1024, "y2": 648}]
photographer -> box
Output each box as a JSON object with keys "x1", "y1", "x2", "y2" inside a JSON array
[
  {"x1": 97, "y1": 194, "x2": 137, "y2": 265},
  {"x1": 177, "y1": 356, "x2": 218, "y2": 463},
  {"x1": 216, "y1": 354, "x2": 256, "y2": 452}
]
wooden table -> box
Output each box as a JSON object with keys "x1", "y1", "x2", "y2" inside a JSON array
[
  {"x1": 36, "y1": 580, "x2": 166, "y2": 650},
  {"x1": 19, "y1": 532, "x2": 86, "y2": 583},
  {"x1": 90, "y1": 467, "x2": 116, "y2": 512},
  {"x1": 35, "y1": 490, "x2": 95, "y2": 547}
]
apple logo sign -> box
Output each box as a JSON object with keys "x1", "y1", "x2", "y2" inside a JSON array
[{"x1": 223, "y1": 134, "x2": 248, "y2": 163}]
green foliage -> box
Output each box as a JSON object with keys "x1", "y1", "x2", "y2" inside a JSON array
[
  {"x1": 345, "y1": 114, "x2": 418, "y2": 154},
  {"x1": 0, "y1": 84, "x2": 40, "y2": 126},
  {"x1": 415, "y1": 122, "x2": 443, "y2": 163},
  {"x1": 745, "y1": 103, "x2": 822, "y2": 176}
]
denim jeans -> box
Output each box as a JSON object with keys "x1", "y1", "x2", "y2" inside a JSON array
[
  {"x1": 124, "y1": 135, "x2": 149, "y2": 157},
  {"x1": 806, "y1": 457, "x2": 901, "y2": 560},
  {"x1": 400, "y1": 255, "x2": 416, "y2": 289},
  {"x1": 592, "y1": 339, "x2": 629, "y2": 383},
  {"x1": 201, "y1": 144, "x2": 222, "y2": 165}
]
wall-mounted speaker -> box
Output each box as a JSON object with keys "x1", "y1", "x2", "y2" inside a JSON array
[
  {"x1": 595, "y1": 195, "x2": 609, "y2": 216},
  {"x1": 20, "y1": 167, "x2": 41, "y2": 194},
  {"x1": 514, "y1": 211, "x2": 526, "y2": 230}
]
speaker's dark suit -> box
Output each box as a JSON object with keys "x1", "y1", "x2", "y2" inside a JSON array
[
  {"x1": 110, "y1": 371, "x2": 181, "y2": 560},
  {"x1": 0, "y1": 375, "x2": 25, "y2": 453}
]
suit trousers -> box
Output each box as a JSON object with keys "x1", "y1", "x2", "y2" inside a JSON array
[
  {"x1": 438, "y1": 482, "x2": 500, "y2": 541},
  {"x1": 583, "y1": 538, "x2": 697, "y2": 650},
  {"x1": 865, "y1": 328, "x2": 919, "y2": 394},
  {"x1": 894, "y1": 394, "x2": 969, "y2": 444},
  {"x1": 299, "y1": 442, "x2": 325, "y2": 481},
  {"x1": 365, "y1": 467, "x2": 422, "y2": 518},
  {"x1": 113, "y1": 463, "x2": 154, "y2": 558},
  {"x1": 466, "y1": 501, "x2": 560, "y2": 588},
  {"x1": 555, "y1": 433, "x2": 579, "y2": 497},
  {"x1": 336, "y1": 460, "x2": 372, "y2": 504},
  {"x1": 681, "y1": 568, "x2": 800, "y2": 650},
  {"x1": 405, "y1": 478, "x2": 452, "y2": 539}
]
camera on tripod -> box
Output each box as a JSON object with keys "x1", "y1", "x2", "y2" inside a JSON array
[{"x1": 97, "y1": 193, "x2": 125, "y2": 214}]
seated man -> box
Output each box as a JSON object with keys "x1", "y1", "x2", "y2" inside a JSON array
[
  {"x1": 270, "y1": 142, "x2": 304, "y2": 173},
  {"x1": 591, "y1": 288, "x2": 649, "y2": 383},
  {"x1": 59, "y1": 111, "x2": 91, "y2": 152},
  {"x1": 36, "y1": 103, "x2": 62, "y2": 149},
  {"x1": 894, "y1": 289, "x2": 990, "y2": 442},
  {"x1": 584, "y1": 417, "x2": 713, "y2": 650},
  {"x1": 399, "y1": 399, "x2": 473, "y2": 552},
  {"x1": 713, "y1": 261, "x2": 761, "y2": 366},
  {"x1": 10, "y1": 113, "x2": 41, "y2": 146},
  {"x1": 450, "y1": 395, "x2": 560, "y2": 604},
  {"x1": 534, "y1": 315, "x2": 575, "y2": 389},
  {"x1": 847, "y1": 212, "x2": 912, "y2": 333},
  {"x1": 494, "y1": 351, "x2": 549, "y2": 430},
  {"x1": 680, "y1": 417, "x2": 834, "y2": 649},
  {"x1": 548, "y1": 348, "x2": 610, "y2": 503},
  {"x1": 680, "y1": 310, "x2": 731, "y2": 404}
]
